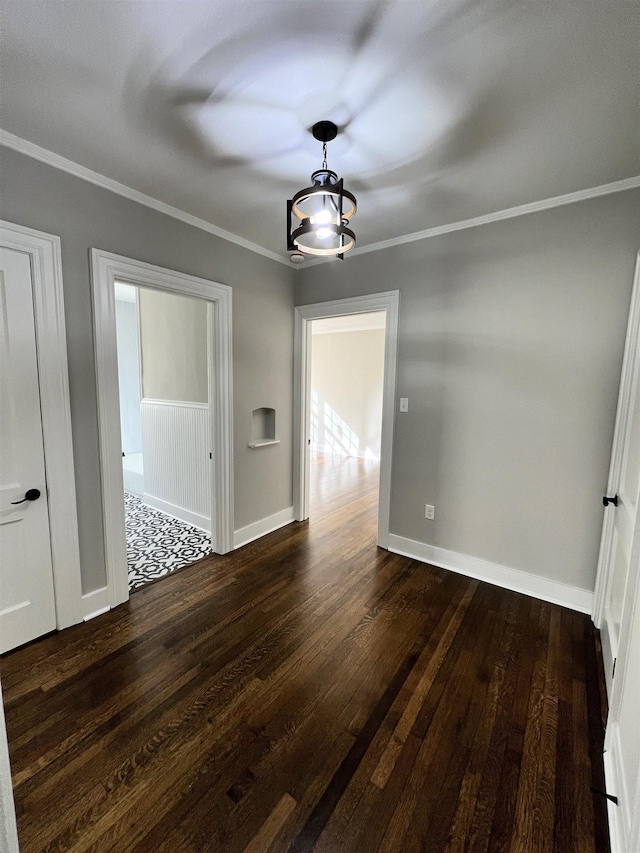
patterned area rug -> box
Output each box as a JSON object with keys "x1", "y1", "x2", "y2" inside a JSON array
[{"x1": 124, "y1": 492, "x2": 212, "y2": 590}]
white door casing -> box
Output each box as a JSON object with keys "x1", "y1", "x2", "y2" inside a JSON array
[
  {"x1": 90, "y1": 250, "x2": 234, "y2": 609},
  {"x1": 593, "y1": 252, "x2": 640, "y2": 851},
  {"x1": 0, "y1": 222, "x2": 82, "y2": 647},
  {"x1": 294, "y1": 291, "x2": 399, "y2": 547},
  {"x1": 0, "y1": 682, "x2": 19, "y2": 853}
]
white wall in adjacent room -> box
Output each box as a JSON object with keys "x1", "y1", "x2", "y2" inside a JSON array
[
  {"x1": 115, "y1": 285, "x2": 142, "y2": 456},
  {"x1": 311, "y1": 315, "x2": 386, "y2": 460}
]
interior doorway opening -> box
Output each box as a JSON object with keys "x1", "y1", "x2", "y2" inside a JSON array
[
  {"x1": 113, "y1": 281, "x2": 213, "y2": 590},
  {"x1": 90, "y1": 248, "x2": 234, "y2": 611},
  {"x1": 308, "y1": 312, "x2": 386, "y2": 526},
  {"x1": 294, "y1": 291, "x2": 399, "y2": 548},
  {"x1": 115, "y1": 283, "x2": 144, "y2": 498}
]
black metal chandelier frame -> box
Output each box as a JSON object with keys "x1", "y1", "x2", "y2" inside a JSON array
[{"x1": 287, "y1": 121, "x2": 357, "y2": 260}]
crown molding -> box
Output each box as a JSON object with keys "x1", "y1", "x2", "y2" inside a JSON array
[
  {"x1": 0, "y1": 129, "x2": 290, "y2": 267},
  {"x1": 3, "y1": 129, "x2": 638, "y2": 270},
  {"x1": 301, "y1": 174, "x2": 640, "y2": 267}
]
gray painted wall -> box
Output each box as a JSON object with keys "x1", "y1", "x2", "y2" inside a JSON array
[
  {"x1": 0, "y1": 147, "x2": 295, "y2": 594},
  {"x1": 2, "y1": 142, "x2": 637, "y2": 598},
  {"x1": 296, "y1": 190, "x2": 640, "y2": 592},
  {"x1": 138, "y1": 288, "x2": 208, "y2": 403}
]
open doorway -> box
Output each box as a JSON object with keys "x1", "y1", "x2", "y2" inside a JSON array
[
  {"x1": 91, "y1": 249, "x2": 234, "y2": 611},
  {"x1": 115, "y1": 283, "x2": 143, "y2": 498},
  {"x1": 294, "y1": 291, "x2": 399, "y2": 547},
  {"x1": 114, "y1": 282, "x2": 213, "y2": 590},
  {"x1": 308, "y1": 312, "x2": 386, "y2": 522}
]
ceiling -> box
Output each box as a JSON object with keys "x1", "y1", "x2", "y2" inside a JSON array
[{"x1": 1, "y1": 1, "x2": 639, "y2": 261}]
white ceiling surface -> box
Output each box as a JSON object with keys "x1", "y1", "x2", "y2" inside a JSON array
[
  {"x1": 1, "y1": 1, "x2": 639, "y2": 259},
  {"x1": 312, "y1": 312, "x2": 386, "y2": 335}
]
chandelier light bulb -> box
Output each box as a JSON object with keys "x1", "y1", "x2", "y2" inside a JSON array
[
  {"x1": 311, "y1": 209, "x2": 333, "y2": 226},
  {"x1": 316, "y1": 226, "x2": 336, "y2": 240}
]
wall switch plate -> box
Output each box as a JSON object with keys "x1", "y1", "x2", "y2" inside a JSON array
[
  {"x1": 399, "y1": 397, "x2": 409, "y2": 412},
  {"x1": 425, "y1": 504, "x2": 435, "y2": 519}
]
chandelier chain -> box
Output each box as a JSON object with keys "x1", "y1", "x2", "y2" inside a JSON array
[{"x1": 322, "y1": 141, "x2": 328, "y2": 170}]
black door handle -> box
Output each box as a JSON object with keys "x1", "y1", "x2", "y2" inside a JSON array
[
  {"x1": 11, "y1": 488, "x2": 41, "y2": 505},
  {"x1": 603, "y1": 494, "x2": 619, "y2": 507}
]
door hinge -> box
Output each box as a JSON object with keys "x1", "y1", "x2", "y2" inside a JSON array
[
  {"x1": 603, "y1": 494, "x2": 619, "y2": 507},
  {"x1": 612, "y1": 657, "x2": 616, "y2": 679},
  {"x1": 209, "y1": 452, "x2": 212, "y2": 459},
  {"x1": 591, "y1": 786, "x2": 619, "y2": 805}
]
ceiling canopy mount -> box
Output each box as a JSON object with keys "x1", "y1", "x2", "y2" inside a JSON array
[{"x1": 311, "y1": 120, "x2": 338, "y2": 144}]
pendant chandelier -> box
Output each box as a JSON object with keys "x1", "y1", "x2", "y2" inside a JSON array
[{"x1": 287, "y1": 121, "x2": 357, "y2": 260}]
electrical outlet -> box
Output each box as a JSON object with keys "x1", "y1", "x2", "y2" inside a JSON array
[
  {"x1": 425, "y1": 504, "x2": 435, "y2": 520},
  {"x1": 399, "y1": 397, "x2": 409, "y2": 412}
]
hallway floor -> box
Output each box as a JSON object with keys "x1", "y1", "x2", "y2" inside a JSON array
[{"x1": 1, "y1": 456, "x2": 609, "y2": 852}]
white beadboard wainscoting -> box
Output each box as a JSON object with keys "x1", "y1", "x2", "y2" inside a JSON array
[{"x1": 140, "y1": 399, "x2": 211, "y2": 531}]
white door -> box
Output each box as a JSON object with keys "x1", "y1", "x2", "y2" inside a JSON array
[
  {"x1": 595, "y1": 253, "x2": 640, "y2": 849},
  {"x1": 596, "y1": 254, "x2": 640, "y2": 697},
  {"x1": 0, "y1": 247, "x2": 57, "y2": 653}
]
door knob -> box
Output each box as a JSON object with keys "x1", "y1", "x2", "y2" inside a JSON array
[
  {"x1": 11, "y1": 488, "x2": 41, "y2": 504},
  {"x1": 603, "y1": 494, "x2": 619, "y2": 507}
]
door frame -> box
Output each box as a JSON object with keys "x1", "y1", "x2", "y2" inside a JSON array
[
  {"x1": 0, "y1": 220, "x2": 83, "y2": 629},
  {"x1": 293, "y1": 291, "x2": 399, "y2": 547},
  {"x1": 90, "y1": 250, "x2": 234, "y2": 609},
  {"x1": 593, "y1": 252, "x2": 640, "y2": 681}
]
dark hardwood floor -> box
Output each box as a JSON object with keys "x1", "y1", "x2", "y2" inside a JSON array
[{"x1": 1, "y1": 453, "x2": 609, "y2": 852}]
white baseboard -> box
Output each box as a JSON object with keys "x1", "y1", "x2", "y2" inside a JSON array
[
  {"x1": 82, "y1": 586, "x2": 111, "y2": 621},
  {"x1": 387, "y1": 534, "x2": 594, "y2": 614},
  {"x1": 604, "y1": 724, "x2": 627, "y2": 852},
  {"x1": 123, "y1": 467, "x2": 144, "y2": 497},
  {"x1": 234, "y1": 506, "x2": 296, "y2": 549},
  {"x1": 143, "y1": 493, "x2": 211, "y2": 533}
]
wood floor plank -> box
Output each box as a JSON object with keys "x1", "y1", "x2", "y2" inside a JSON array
[
  {"x1": 0, "y1": 453, "x2": 609, "y2": 852},
  {"x1": 241, "y1": 793, "x2": 297, "y2": 853},
  {"x1": 464, "y1": 595, "x2": 530, "y2": 853},
  {"x1": 442, "y1": 598, "x2": 520, "y2": 853},
  {"x1": 390, "y1": 591, "x2": 508, "y2": 853},
  {"x1": 486, "y1": 598, "x2": 542, "y2": 853},
  {"x1": 371, "y1": 579, "x2": 479, "y2": 789},
  {"x1": 509, "y1": 600, "x2": 553, "y2": 853},
  {"x1": 376, "y1": 600, "x2": 500, "y2": 852}
]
